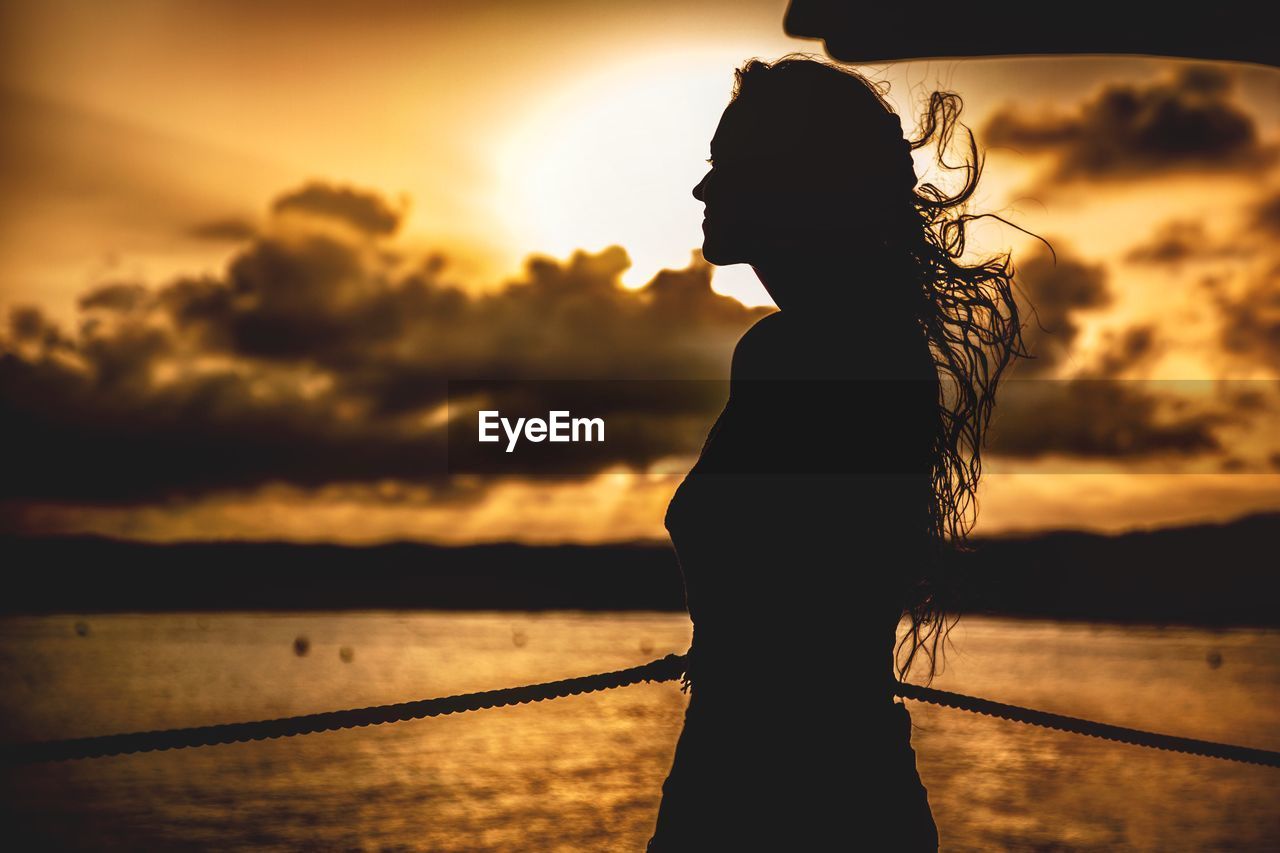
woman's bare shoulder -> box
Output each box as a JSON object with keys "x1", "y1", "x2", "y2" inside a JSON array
[
  {"x1": 736, "y1": 310, "x2": 787, "y2": 351},
  {"x1": 731, "y1": 310, "x2": 859, "y2": 380},
  {"x1": 729, "y1": 311, "x2": 807, "y2": 379}
]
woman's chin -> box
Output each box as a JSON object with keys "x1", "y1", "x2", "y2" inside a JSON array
[{"x1": 700, "y1": 239, "x2": 746, "y2": 267}]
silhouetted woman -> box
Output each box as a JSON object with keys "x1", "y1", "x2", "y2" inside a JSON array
[{"x1": 646, "y1": 56, "x2": 1027, "y2": 851}]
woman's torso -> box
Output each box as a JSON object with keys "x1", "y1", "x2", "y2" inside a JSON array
[{"x1": 664, "y1": 309, "x2": 940, "y2": 704}]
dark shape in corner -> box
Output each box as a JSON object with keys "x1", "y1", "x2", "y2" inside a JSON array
[{"x1": 784, "y1": 1, "x2": 1277, "y2": 67}]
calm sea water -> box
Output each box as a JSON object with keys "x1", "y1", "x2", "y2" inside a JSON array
[{"x1": 0, "y1": 612, "x2": 1277, "y2": 852}]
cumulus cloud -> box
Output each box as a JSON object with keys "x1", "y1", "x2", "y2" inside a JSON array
[
  {"x1": 2, "y1": 181, "x2": 1263, "y2": 508},
  {"x1": 1010, "y1": 241, "x2": 1111, "y2": 376},
  {"x1": 1213, "y1": 262, "x2": 1280, "y2": 372},
  {"x1": 989, "y1": 379, "x2": 1227, "y2": 460},
  {"x1": 78, "y1": 283, "x2": 151, "y2": 313},
  {"x1": 994, "y1": 243, "x2": 1234, "y2": 460},
  {"x1": 1085, "y1": 325, "x2": 1161, "y2": 380},
  {"x1": 984, "y1": 66, "x2": 1274, "y2": 181},
  {"x1": 188, "y1": 217, "x2": 258, "y2": 242},
  {"x1": 991, "y1": 317, "x2": 1230, "y2": 462},
  {"x1": 1253, "y1": 189, "x2": 1280, "y2": 236},
  {"x1": 0, "y1": 183, "x2": 768, "y2": 504},
  {"x1": 1125, "y1": 187, "x2": 1280, "y2": 266},
  {"x1": 1123, "y1": 220, "x2": 1250, "y2": 266},
  {"x1": 270, "y1": 182, "x2": 404, "y2": 236},
  {"x1": 7, "y1": 306, "x2": 71, "y2": 351}
]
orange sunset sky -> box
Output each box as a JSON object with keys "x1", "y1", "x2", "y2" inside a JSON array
[{"x1": 1, "y1": 0, "x2": 1278, "y2": 543}]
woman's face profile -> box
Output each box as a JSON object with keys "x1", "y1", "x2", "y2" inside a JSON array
[{"x1": 692, "y1": 96, "x2": 841, "y2": 269}]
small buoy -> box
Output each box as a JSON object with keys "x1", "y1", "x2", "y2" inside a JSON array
[
  {"x1": 1206, "y1": 650, "x2": 1223, "y2": 669},
  {"x1": 339, "y1": 646, "x2": 355, "y2": 663},
  {"x1": 639, "y1": 638, "x2": 654, "y2": 655},
  {"x1": 512, "y1": 629, "x2": 528, "y2": 648},
  {"x1": 294, "y1": 635, "x2": 311, "y2": 656},
  {"x1": 74, "y1": 621, "x2": 90, "y2": 637}
]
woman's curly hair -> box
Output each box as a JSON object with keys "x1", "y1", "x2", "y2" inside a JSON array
[{"x1": 732, "y1": 56, "x2": 1035, "y2": 682}]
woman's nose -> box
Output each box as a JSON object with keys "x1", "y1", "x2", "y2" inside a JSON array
[{"x1": 692, "y1": 171, "x2": 709, "y2": 202}]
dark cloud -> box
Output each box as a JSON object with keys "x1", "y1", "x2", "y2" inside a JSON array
[
  {"x1": 0, "y1": 183, "x2": 767, "y2": 503},
  {"x1": 1124, "y1": 220, "x2": 1248, "y2": 266},
  {"x1": 1085, "y1": 325, "x2": 1160, "y2": 380},
  {"x1": 984, "y1": 66, "x2": 1274, "y2": 181},
  {"x1": 1214, "y1": 262, "x2": 1280, "y2": 371},
  {"x1": 994, "y1": 244, "x2": 1237, "y2": 461},
  {"x1": 9, "y1": 306, "x2": 50, "y2": 342},
  {"x1": 1252, "y1": 190, "x2": 1280, "y2": 237},
  {"x1": 271, "y1": 183, "x2": 403, "y2": 236},
  {"x1": 1227, "y1": 386, "x2": 1275, "y2": 413},
  {"x1": 989, "y1": 380, "x2": 1226, "y2": 460},
  {"x1": 0, "y1": 349, "x2": 452, "y2": 502},
  {"x1": 188, "y1": 217, "x2": 258, "y2": 242},
  {"x1": 78, "y1": 283, "x2": 151, "y2": 313},
  {"x1": 1126, "y1": 191, "x2": 1280, "y2": 265},
  {"x1": 1009, "y1": 241, "x2": 1111, "y2": 376},
  {"x1": 1125, "y1": 220, "x2": 1205, "y2": 265},
  {"x1": 4, "y1": 180, "x2": 1257, "y2": 506},
  {"x1": 7, "y1": 306, "x2": 70, "y2": 351}
]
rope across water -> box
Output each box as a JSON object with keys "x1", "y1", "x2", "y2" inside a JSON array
[{"x1": 4, "y1": 653, "x2": 1278, "y2": 768}]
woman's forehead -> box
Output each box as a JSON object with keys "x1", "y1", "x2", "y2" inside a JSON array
[
  {"x1": 710, "y1": 97, "x2": 836, "y2": 158},
  {"x1": 709, "y1": 102, "x2": 745, "y2": 155},
  {"x1": 711, "y1": 100, "x2": 782, "y2": 152}
]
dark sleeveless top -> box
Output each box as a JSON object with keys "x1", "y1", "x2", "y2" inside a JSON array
[
  {"x1": 666, "y1": 309, "x2": 939, "y2": 696},
  {"x1": 648, "y1": 309, "x2": 942, "y2": 851}
]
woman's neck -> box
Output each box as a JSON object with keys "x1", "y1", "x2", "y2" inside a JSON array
[{"x1": 750, "y1": 243, "x2": 916, "y2": 316}]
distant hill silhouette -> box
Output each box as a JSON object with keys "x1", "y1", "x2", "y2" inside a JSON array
[
  {"x1": 1, "y1": 513, "x2": 1276, "y2": 626},
  {"x1": 948, "y1": 512, "x2": 1278, "y2": 626}
]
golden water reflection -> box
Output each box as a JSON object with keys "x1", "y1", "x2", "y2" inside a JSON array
[{"x1": 1, "y1": 612, "x2": 1276, "y2": 851}]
